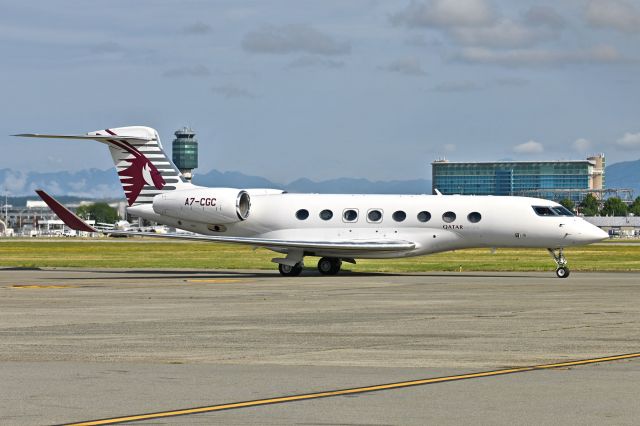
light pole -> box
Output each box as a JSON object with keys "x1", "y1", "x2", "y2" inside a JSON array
[{"x1": 3, "y1": 189, "x2": 7, "y2": 234}]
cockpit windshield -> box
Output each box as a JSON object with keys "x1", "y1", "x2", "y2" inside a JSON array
[
  {"x1": 532, "y1": 205, "x2": 575, "y2": 217},
  {"x1": 533, "y1": 206, "x2": 555, "y2": 216},
  {"x1": 552, "y1": 206, "x2": 574, "y2": 216}
]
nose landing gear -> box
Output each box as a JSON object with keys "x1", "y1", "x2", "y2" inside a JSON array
[{"x1": 548, "y1": 248, "x2": 570, "y2": 278}]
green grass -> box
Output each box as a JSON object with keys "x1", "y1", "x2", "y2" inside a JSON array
[{"x1": 1, "y1": 238, "x2": 640, "y2": 272}]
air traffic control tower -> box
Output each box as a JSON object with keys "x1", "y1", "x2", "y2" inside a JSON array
[{"x1": 172, "y1": 127, "x2": 198, "y2": 181}]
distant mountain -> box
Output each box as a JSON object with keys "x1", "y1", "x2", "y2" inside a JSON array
[
  {"x1": 0, "y1": 168, "x2": 121, "y2": 199},
  {"x1": 193, "y1": 171, "x2": 432, "y2": 194},
  {"x1": 3, "y1": 159, "x2": 635, "y2": 200},
  {"x1": 284, "y1": 177, "x2": 432, "y2": 194},
  {"x1": 1, "y1": 167, "x2": 432, "y2": 198},
  {"x1": 193, "y1": 169, "x2": 278, "y2": 189},
  {"x1": 605, "y1": 159, "x2": 640, "y2": 196}
]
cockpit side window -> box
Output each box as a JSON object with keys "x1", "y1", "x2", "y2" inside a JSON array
[
  {"x1": 533, "y1": 206, "x2": 556, "y2": 216},
  {"x1": 552, "y1": 206, "x2": 574, "y2": 216}
]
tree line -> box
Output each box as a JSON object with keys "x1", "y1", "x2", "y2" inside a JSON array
[
  {"x1": 559, "y1": 195, "x2": 640, "y2": 217},
  {"x1": 75, "y1": 203, "x2": 119, "y2": 223}
]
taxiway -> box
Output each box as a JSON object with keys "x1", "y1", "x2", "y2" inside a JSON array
[{"x1": 0, "y1": 268, "x2": 638, "y2": 425}]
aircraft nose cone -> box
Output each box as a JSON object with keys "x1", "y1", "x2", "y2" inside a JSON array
[
  {"x1": 581, "y1": 225, "x2": 609, "y2": 243},
  {"x1": 594, "y1": 226, "x2": 610, "y2": 241}
]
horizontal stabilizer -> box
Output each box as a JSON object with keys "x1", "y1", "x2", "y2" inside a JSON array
[
  {"x1": 35, "y1": 190, "x2": 98, "y2": 233},
  {"x1": 13, "y1": 133, "x2": 154, "y2": 143}
]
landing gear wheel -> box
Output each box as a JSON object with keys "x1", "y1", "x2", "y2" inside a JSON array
[
  {"x1": 556, "y1": 267, "x2": 570, "y2": 278},
  {"x1": 278, "y1": 263, "x2": 303, "y2": 277},
  {"x1": 317, "y1": 257, "x2": 342, "y2": 275},
  {"x1": 548, "y1": 248, "x2": 569, "y2": 279}
]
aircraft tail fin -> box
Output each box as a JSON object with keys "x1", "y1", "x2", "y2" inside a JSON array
[{"x1": 17, "y1": 126, "x2": 193, "y2": 206}]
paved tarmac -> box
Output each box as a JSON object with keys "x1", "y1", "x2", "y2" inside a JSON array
[{"x1": 0, "y1": 268, "x2": 639, "y2": 425}]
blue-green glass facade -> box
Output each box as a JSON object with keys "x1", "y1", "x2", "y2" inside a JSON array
[
  {"x1": 432, "y1": 160, "x2": 598, "y2": 201},
  {"x1": 172, "y1": 127, "x2": 198, "y2": 170}
]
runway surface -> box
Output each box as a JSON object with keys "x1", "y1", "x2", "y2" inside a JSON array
[{"x1": 1, "y1": 268, "x2": 639, "y2": 425}]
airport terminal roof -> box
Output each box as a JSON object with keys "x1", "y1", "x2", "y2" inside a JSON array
[{"x1": 584, "y1": 216, "x2": 640, "y2": 227}]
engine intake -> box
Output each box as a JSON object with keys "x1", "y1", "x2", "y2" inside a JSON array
[
  {"x1": 153, "y1": 188, "x2": 251, "y2": 225},
  {"x1": 236, "y1": 190, "x2": 250, "y2": 220}
]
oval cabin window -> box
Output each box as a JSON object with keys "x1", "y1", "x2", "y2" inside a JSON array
[
  {"x1": 417, "y1": 211, "x2": 431, "y2": 222},
  {"x1": 367, "y1": 209, "x2": 382, "y2": 222},
  {"x1": 467, "y1": 212, "x2": 481, "y2": 223},
  {"x1": 442, "y1": 211, "x2": 456, "y2": 223},
  {"x1": 343, "y1": 209, "x2": 358, "y2": 222},
  {"x1": 319, "y1": 209, "x2": 333, "y2": 221},
  {"x1": 392, "y1": 211, "x2": 406, "y2": 222}
]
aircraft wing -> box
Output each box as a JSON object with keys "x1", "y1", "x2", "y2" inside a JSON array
[
  {"x1": 35, "y1": 189, "x2": 415, "y2": 252},
  {"x1": 105, "y1": 230, "x2": 415, "y2": 251}
]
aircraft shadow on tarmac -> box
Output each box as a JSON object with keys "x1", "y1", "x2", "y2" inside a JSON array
[{"x1": 28, "y1": 268, "x2": 555, "y2": 281}]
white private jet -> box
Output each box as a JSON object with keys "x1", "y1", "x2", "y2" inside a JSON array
[{"x1": 16, "y1": 126, "x2": 608, "y2": 278}]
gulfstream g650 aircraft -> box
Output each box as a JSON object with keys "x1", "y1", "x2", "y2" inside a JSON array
[{"x1": 17, "y1": 126, "x2": 608, "y2": 278}]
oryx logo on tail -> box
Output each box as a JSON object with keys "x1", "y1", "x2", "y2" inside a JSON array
[
  {"x1": 100, "y1": 129, "x2": 166, "y2": 206},
  {"x1": 14, "y1": 125, "x2": 190, "y2": 206}
]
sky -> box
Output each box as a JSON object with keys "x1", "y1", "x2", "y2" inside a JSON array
[{"x1": 1, "y1": 0, "x2": 640, "y2": 183}]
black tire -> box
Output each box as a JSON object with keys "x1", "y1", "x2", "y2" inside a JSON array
[
  {"x1": 318, "y1": 257, "x2": 341, "y2": 275},
  {"x1": 556, "y1": 267, "x2": 570, "y2": 278},
  {"x1": 279, "y1": 263, "x2": 303, "y2": 276}
]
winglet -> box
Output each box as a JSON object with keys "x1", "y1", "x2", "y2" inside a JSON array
[{"x1": 35, "y1": 190, "x2": 98, "y2": 233}]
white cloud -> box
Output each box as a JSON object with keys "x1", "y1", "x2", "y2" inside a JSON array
[
  {"x1": 380, "y1": 57, "x2": 427, "y2": 76},
  {"x1": 181, "y1": 22, "x2": 212, "y2": 35},
  {"x1": 443, "y1": 143, "x2": 456, "y2": 152},
  {"x1": 68, "y1": 179, "x2": 87, "y2": 192},
  {"x1": 433, "y1": 80, "x2": 483, "y2": 92},
  {"x1": 457, "y1": 45, "x2": 623, "y2": 66},
  {"x1": 404, "y1": 34, "x2": 443, "y2": 47},
  {"x1": 573, "y1": 138, "x2": 592, "y2": 152},
  {"x1": 587, "y1": 0, "x2": 640, "y2": 33},
  {"x1": 211, "y1": 85, "x2": 256, "y2": 99},
  {"x1": 242, "y1": 25, "x2": 350, "y2": 56},
  {"x1": 524, "y1": 5, "x2": 566, "y2": 29},
  {"x1": 391, "y1": 0, "x2": 494, "y2": 28},
  {"x1": 615, "y1": 132, "x2": 640, "y2": 150},
  {"x1": 494, "y1": 77, "x2": 529, "y2": 87},
  {"x1": 452, "y1": 19, "x2": 556, "y2": 48},
  {"x1": 162, "y1": 64, "x2": 210, "y2": 78},
  {"x1": 392, "y1": 2, "x2": 562, "y2": 50},
  {"x1": 286, "y1": 56, "x2": 345, "y2": 69},
  {"x1": 513, "y1": 140, "x2": 544, "y2": 154},
  {"x1": 89, "y1": 41, "x2": 125, "y2": 54},
  {"x1": 1, "y1": 171, "x2": 28, "y2": 193}
]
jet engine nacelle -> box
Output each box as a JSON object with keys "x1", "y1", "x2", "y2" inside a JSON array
[{"x1": 152, "y1": 188, "x2": 251, "y2": 224}]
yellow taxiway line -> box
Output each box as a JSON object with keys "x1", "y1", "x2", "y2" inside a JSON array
[
  {"x1": 11, "y1": 284, "x2": 77, "y2": 289},
  {"x1": 63, "y1": 352, "x2": 640, "y2": 426}
]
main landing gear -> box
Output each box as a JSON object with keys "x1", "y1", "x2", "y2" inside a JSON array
[
  {"x1": 548, "y1": 248, "x2": 570, "y2": 278},
  {"x1": 317, "y1": 257, "x2": 342, "y2": 275},
  {"x1": 275, "y1": 252, "x2": 347, "y2": 276},
  {"x1": 278, "y1": 263, "x2": 303, "y2": 277}
]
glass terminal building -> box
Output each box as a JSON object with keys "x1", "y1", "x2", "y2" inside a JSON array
[{"x1": 431, "y1": 155, "x2": 605, "y2": 202}]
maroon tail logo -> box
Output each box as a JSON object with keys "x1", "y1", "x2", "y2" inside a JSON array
[{"x1": 102, "y1": 129, "x2": 166, "y2": 206}]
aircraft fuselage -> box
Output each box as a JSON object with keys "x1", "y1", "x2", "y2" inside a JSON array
[{"x1": 128, "y1": 191, "x2": 607, "y2": 259}]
